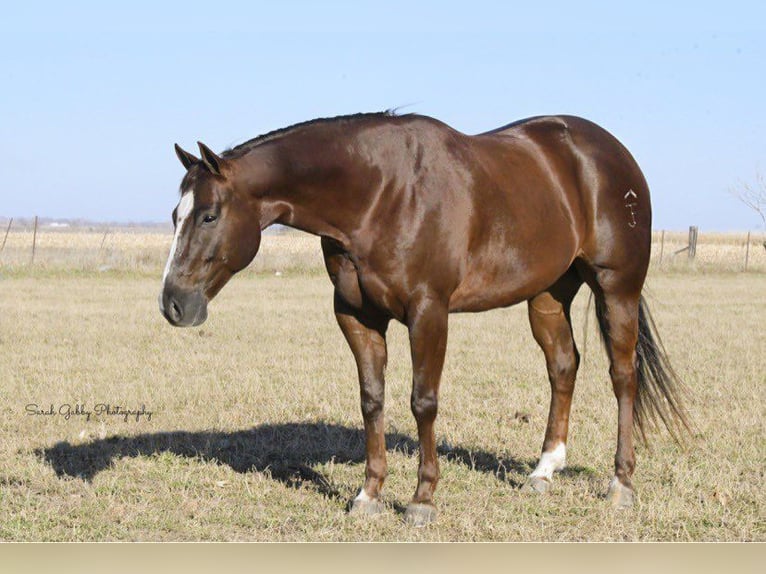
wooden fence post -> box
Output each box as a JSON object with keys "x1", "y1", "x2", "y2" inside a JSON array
[
  {"x1": 0, "y1": 217, "x2": 12, "y2": 253},
  {"x1": 744, "y1": 231, "x2": 751, "y2": 272},
  {"x1": 688, "y1": 226, "x2": 698, "y2": 261},
  {"x1": 31, "y1": 215, "x2": 38, "y2": 263},
  {"x1": 659, "y1": 229, "x2": 665, "y2": 265}
]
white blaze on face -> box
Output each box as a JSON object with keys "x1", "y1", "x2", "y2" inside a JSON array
[
  {"x1": 162, "y1": 191, "x2": 194, "y2": 285},
  {"x1": 529, "y1": 443, "x2": 567, "y2": 480}
]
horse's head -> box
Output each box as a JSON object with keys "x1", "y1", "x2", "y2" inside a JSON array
[{"x1": 159, "y1": 142, "x2": 263, "y2": 327}]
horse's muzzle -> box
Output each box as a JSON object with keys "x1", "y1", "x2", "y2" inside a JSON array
[{"x1": 159, "y1": 284, "x2": 208, "y2": 327}]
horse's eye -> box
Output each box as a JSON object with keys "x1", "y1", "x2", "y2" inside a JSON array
[{"x1": 202, "y1": 214, "x2": 218, "y2": 224}]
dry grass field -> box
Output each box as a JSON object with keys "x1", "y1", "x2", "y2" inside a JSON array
[{"x1": 0, "y1": 227, "x2": 764, "y2": 541}]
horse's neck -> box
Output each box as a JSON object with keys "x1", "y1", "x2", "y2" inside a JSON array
[{"x1": 246, "y1": 137, "x2": 372, "y2": 246}]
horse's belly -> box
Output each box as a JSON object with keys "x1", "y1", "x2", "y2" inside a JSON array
[
  {"x1": 448, "y1": 252, "x2": 573, "y2": 313},
  {"x1": 449, "y1": 275, "x2": 542, "y2": 312}
]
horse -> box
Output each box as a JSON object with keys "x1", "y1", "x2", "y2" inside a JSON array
[{"x1": 159, "y1": 111, "x2": 688, "y2": 526}]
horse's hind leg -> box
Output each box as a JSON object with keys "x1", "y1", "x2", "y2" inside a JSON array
[
  {"x1": 595, "y1": 285, "x2": 641, "y2": 508},
  {"x1": 577, "y1": 255, "x2": 644, "y2": 508},
  {"x1": 523, "y1": 270, "x2": 582, "y2": 493}
]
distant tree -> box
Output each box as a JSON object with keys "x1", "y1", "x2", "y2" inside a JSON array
[{"x1": 730, "y1": 171, "x2": 766, "y2": 231}]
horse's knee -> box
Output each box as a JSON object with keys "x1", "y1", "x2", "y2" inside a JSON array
[
  {"x1": 410, "y1": 388, "x2": 438, "y2": 421},
  {"x1": 360, "y1": 385, "x2": 384, "y2": 418}
]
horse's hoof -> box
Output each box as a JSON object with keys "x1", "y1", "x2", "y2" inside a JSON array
[
  {"x1": 521, "y1": 476, "x2": 552, "y2": 494},
  {"x1": 607, "y1": 478, "x2": 634, "y2": 509},
  {"x1": 348, "y1": 498, "x2": 385, "y2": 517},
  {"x1": 404, "y1": 503, "x2": 437, "y2": 527}
]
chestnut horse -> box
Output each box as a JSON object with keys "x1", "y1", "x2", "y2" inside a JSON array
[{"x1": 160, "y1": 112, "x2": 687, "y2": 525}]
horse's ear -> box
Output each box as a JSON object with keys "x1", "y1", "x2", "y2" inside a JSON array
[
  {"x1": 197, "y1": 141, "x2": 224, "y2": 176},
  {"x1": 174, "y1": 144, "x2": 199, "y2": 171}
]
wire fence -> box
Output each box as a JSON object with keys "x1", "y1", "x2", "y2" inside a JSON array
[
  {"x1": 0, "y1": 220, "x2": 764, "y2": 275},
  {"x1": 0, "y1": 223, "x2": 324, "y2": 275}
]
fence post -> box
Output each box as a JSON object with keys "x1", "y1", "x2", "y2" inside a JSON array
[
  {"x1": 31, "y1": 215, "x2": 38, "y2": 264},
  {"x1": 0, "y1": 217, "x2": 12, "y2": 253},
  {"x1": 744, "y1": 231, "x2": 751, "y2": 272},
  {"x1": 688, "y1": 226, "x2": 698, "y2": 261},
  {"x1": 659, "y1": 229, "x2": 665, "y2": 265}
]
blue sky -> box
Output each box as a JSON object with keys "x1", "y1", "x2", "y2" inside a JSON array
[{"x1": 1, "y1": 1, "x2": 764, "y2": 230}]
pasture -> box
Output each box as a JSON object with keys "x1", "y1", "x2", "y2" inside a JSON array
[{"x1": 0, "y1": 228, "x2": 764, "y2": 541}]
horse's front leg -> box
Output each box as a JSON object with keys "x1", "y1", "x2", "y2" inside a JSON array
[
  {"x1": 334, "y1": 294, "x2": 390, "y2": 516},
  {"x1": 404, "y1": 295, "x2": 449, "y2": 526}
]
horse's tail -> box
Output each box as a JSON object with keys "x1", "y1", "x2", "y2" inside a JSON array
[{"x1": 593, "y1": 294, "x2": 691, "y2": 444}]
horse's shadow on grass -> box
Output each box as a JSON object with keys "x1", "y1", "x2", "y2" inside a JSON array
[{"x1": 35, "y1": 422, "x2": 589, "y2": 503}]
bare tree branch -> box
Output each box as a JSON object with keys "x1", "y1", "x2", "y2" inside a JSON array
[{"x1": 730, "y1": 171, "x2": 766, "y2": 228}]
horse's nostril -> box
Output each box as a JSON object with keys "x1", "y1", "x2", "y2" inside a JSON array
[
  {"x1": 170, "y1": 299, "x2": 183, "y2": 322},
  {"x1": 161, "y1": 288, "x2": 206, "y2": 327}
]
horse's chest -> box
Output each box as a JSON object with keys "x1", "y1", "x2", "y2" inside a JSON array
[{"x1": 323, "y1": 244, "x2": 406, "y2": 320}]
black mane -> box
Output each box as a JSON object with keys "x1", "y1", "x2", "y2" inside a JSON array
[{"x1": 222, "y1": 110, "x2": 401, "y2": 159}]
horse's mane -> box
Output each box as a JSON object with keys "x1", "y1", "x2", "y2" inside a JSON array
[{"x1": 222, "y1": 110, "x2": 401, "y2": 159}]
